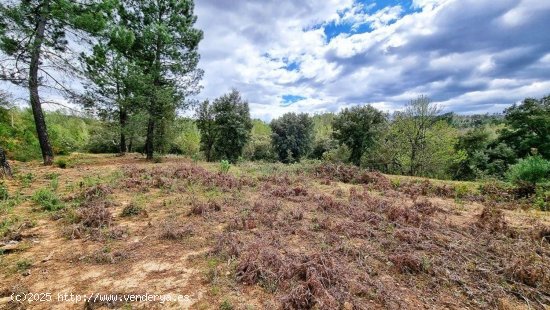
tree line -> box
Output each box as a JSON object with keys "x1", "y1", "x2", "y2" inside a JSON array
[{"x1": 196, "y1": 92, "x2": 550, "y2": 183}]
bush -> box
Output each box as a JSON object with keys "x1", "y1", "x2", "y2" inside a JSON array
[
  {"x1": 55, "y1": 158, "x2": 68, "y2": 169},
  {"x1": 32, "y1": 188, "x2": 64, "y2": 211},
  {"x1": 506, "y1": 156, "x2": 550, "y2": 185},
  {"x1": 0, "y1": 182, "x2": 7, "y2": 201},
  {"x1": 120, "y1": 203, "x2": 144, "y2": 217},
  {"x1": 219, "y1": 160, "x2": 231, "y2": 174},
  {"x1": 535, "y1": 182, "x2": 550, "y2": 211}
]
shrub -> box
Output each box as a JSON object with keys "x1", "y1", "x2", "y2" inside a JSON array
[
  {"x1": 19, "y1": 173, "x2": 34, "y2": 188},
  {"x1": 506, "y1": 156, "x2": 550, "y2": 185},
  {"x1": 32, "y1": 188, "x2": 63, "y2": 211},
  {"x1": 120, "y1": 203, "x2": 145, "y2": 217},
  {"x1": 55, "y1": 158, "x2": 68, "y2": 169},
  {"x1": 80, "y1": 204, "x2": 112, "y2": 228},
  {"x1": 0, "y1": 182, "x2": 7, "y2": 201},
  {"x1": 219, "y1": 300, "x2": 234, "y2": 310},
  {"x1": 535, "y1": 182, "x2": 550, "y2": 211},
  {"x1": 16, "y1": 259, "x2": 32, "y2": 272},
  {"x1": 160, "y1": 219, "x2": 194, "y2": 240},
  {"x1": 219, "y1": 160, "x2": 231, "y2": 174}
]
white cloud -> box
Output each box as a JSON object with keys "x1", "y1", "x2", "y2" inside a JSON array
[{"x1": 3, "y1": 0, "x2": 549, "y2": 121}]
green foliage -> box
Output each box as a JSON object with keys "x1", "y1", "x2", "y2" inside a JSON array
[
  {"x1": 506, "y1": 156, "x2": 550, "y2": 185},
  {"x1": 535, "y1": 183, "x2": 550, "y2": 211},
  {"x1": 121, "y1": 203, "x2": 144, "y2": 217},
  {"x1": 499, "y1": 96, "x2": 550, "y2": 159},
  {"x1": 370, "y1": 97, "x2": 464, "y2": 179},
  {"x1": 0, "y1": 182, "x2": 7, "y2": 201},
  {"x1": 18, "y1": 173, "x2": 34, "y2": 188},
  {"x1": 0, "y1": 107, "x2": 41, "y2": 161},
  {"x1": 32, "y1": 188, "x2": 63, "y2": 211},
  {"x1": 0, "y1": 106, "x2": 105, "y2": 160},
  {"x1": 484, "y1": 142, "x2": 518, "y2": 178},
  {"x1": 309, "y1": 113, "x2": 338, "y2": 159},
  {"x1": 46, "y1": 111, "x2": 90, "y2": 155},
  {"x1": 196, "y1": 100, "x2": 217, "y2": 161},
  {"x1": 219, "y1": 300, "x2": 234, "y2": 310},
  {"x1": 124, "y1": 0, "x2": 204, "y2": 159},
  {"x1": 55, "y1": 158, "x2": 68, "y2": 169},
  {"x1": 243, "y1": 120, "x2": 276, "y2": 161},
  {"x1": 322, "y1": 145, "x2": 351, "y2": 163},
  {"x1": 168, "y1": 118, "x2": 201, "y2": 157},
  {"x1": 271, "y1": 113, "x2": 314, "y2": 163},
  {"x1": 219, "y1": 160, "x2": 231, "y2": 174},
  {"x1": 452, "y1": 127, "x2": 493, "y2": 180},
  {"x1": 197, "y1": 90, "x2": 252, "y2": 163},
  {"x1": 332, "y1": 105, "x2": 386, "y2": 165},
  {"x1": 16, "y1": 259, "x2": 32, "y2": 272},
  {"x1": 0, "y1": 0, "x2": 112, "y2": 164}
]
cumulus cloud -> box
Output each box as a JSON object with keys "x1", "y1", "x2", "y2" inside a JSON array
[
  {"x1": 194, "y1": 0, "x2": 550, "y2": 120},
  {"x1": 2, "y1": 0, "x2": 548, "y2": 121}
]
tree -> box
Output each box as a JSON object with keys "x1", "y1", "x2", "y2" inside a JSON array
[
  {"x1": 0, "y1": 91, "x2": 12, "y2": 176},
  {"x1": 309, "y1": 113, "x2": 337, "y2": 160},
  {"x1": 0, "y1": 0, "x2": 108, "y2": 165},
  {"x1": 82, "y1": 12, "x2": 142, "y2": 154},
  {"x1": 452, "y1": 127, "x2": 492, "y2": 180},
  {"x1": 168, "y1": 118, "x2": 201, "y2": 157},
  {"x1": 243, "y1": 119, "x2": 276, "y2": 162},
  {"x1": 125, "y1": 0, "x2": 203, "y2": 159},
  {"x1": 332, "y1": 105, "x2": 386, "y2": 165},
  {"x1": 381, "y1": 96, "x2": 464, "y2": 179},
  {"x1": 196, "y1": 100, "x2": 216, "y2": 161},
  {"x1": 211, "y1": 90, "x2": 252, "y2": 163},
  {"x1": 499, "y1": 96, "x2": 550, "y2": 160},
  {"x1": 0, "y1": 145, "x2": 11, "y2": 177},
  {"x1": 271, "y1": 113, "x2": 313, "y2": 163},
  {"x1": 393, "y1": 95, "x2": 441, "y2": 176}
]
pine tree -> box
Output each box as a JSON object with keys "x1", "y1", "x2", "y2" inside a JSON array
[
  {"x1": 82, "y1": 8, "x2": 142, "y2": 154},
  {"x1": 124, "y1": 0, "x2": 203, "y2": 159},
  {"x1": 0, "y1": 0, "x2": 109, "y2": 165}
]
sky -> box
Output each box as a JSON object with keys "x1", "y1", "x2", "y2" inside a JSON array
[
  {"x1": 1, "y1": 0, "x2": 549, "y2": 121},
  {"x1": 193, "y1": 0, "x2": 550, "y2": 120}
]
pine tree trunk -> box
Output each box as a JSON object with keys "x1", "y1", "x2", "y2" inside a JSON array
[
  {"x1": 29, "y1": 2, "x2": 54, "y2": 166},
  {"x1": 145, "y1": 117, "x2": 155, "y2": 160},
  {"x1": 119, "y1": 108, "x2": 127, "y2": 154},
  {"x1": 0, "y1": 146, "x2": 12, "y2": 177}
]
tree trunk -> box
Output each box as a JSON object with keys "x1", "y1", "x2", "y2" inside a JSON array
[
  {"x1": 0, "y1": 146, "x2": 12, "y2": 177},
  {"x1": 409, "y1": 144, "x2": 417, "y2": 176},
  {"x1": 119, "y1": 108, "x2": 127, "y2": 154},
  {"x1": 29, "y1": 2, "x2": 54, "y2": 166},
  {"x1": 145, "y1": 117, "x2": 155, "y2": 160}
]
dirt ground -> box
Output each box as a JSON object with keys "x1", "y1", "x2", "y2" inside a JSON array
[{"x1": 0, "y1": 154, "x2": 549, "y2": 309}]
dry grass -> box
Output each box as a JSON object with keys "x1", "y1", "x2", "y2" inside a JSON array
[{"x1": 1, "y1": 156, "x2": 549, "y2": 309}]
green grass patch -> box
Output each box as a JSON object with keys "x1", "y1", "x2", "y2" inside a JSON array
[{"x1": 32, "y1": 188, "x2": 64, "y2": 211}]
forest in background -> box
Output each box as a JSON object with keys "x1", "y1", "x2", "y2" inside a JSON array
[{"x1": 1, "y1": 90, "x2": 549, "y2": 182}]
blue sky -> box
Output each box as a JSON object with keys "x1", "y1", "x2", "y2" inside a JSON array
[
  {"x1": 1, "y1": 0, "x2": 549, "y2": 121},
  {"x1": 194, "y1": 0, "x2": 550, "y2": 120}
]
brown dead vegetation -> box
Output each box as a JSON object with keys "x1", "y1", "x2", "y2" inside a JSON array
[{"x1": 1, "y1": 158, "x2": 549, "y2": 310}]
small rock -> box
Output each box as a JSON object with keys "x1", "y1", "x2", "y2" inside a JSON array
[
  {"x1": 22, "y1": 270, "x2": 30, "y2": 276},
  {"x1": 343, "y1": 301, "x2": 353, "y2": 310}
]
